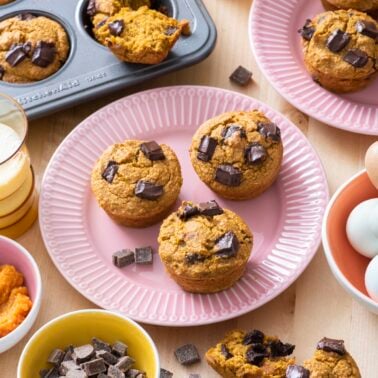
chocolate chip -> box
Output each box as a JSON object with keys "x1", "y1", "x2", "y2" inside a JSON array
[
  {"x1": 286, "y1": 365, "x2": 310, "y2": 378},
  {"x1": 220, "y1": 344, "x2": 233, "y2": 359},
  {"x1": 179, "y1": 203, "x2": 200, "y2": 221},
  {"x1": 245, "y1": 143, "x2": 267, "y2": 165},
  {"x1": 165, "y1": 26, "x2": 178, "y2": 35},
  {"x1": 112, "y1": 341, "x2": 128, "y2": 357},
  {"x1": 82, "y1": 358, "x2": 107, "y2": 376},
  {"x1": 87, "y1": 0, "x2": 97, "y2": 17},
  {"x1": 73, "y1": 344, "x2": 95, "y2": 364},
  {"x1": 102, "y1": 161, "x2": 119, "y2": 183},
  {"x1": 326, "y1": 29, "x2": 350, "y2": 52},
  {"x1": 317, "y1": 337, "x2": 345, "y2": 355},
  {"x1": 112, "y1": 249, "x2": 135, "y2": 268},
  {"x1": 0, "y1": 65, "x2": 4, "y2": 80},
  {"x1": 115, "y1": 356, "x2": 135, "y2": 372},
  {"x1": 108, "y1": 365, "x2": 125, "y2": 378},
  {"x1": 215, "y1": 164, "x2": 242, "y2": 186},
  {"x1": 160, "y1": 368, "x2": 173, "y2": 378},
  {"x1": 5, "y1": 44, "x2": 27, "y2": 67},
  {"x1": 140, "y1": 141, "x2": 165, "y2": 161},
  {"x1": 298, "y1": 19, "x2": 315, "y2": 41},
  {"x1": 250, "y1": 343, "x2": 267, "y2": 354},
  {"x1": 135, "y1": 180, "x2": 164, "y2": 200},
  {"x1": 96, "y1": 350, "x2": 119, "y2": 366},
  {"x1": 47, "y1": 349, "x2": 65, "y2": 366},
  {"x1": 135, "y1": 246, "x2": 153, "y2": 265},
  {"x1": 245, "y1": 347, "x2": 267, "y2": 366},
  {"x1": 230, "y1": 65, "x2": 252, "y2": 86},
  {"x1": 257, "y1": 122, "x2": 281, "y2": 142},
  {"x1": 185, "y1": 253, "x2": 206, "y2": 265},
  {"x1": 174, "y1": 344, "x2": 201, "y2": 365},
  {"x1": 214, "y1": 231, "x2": 239, "y2": 258},
  {"x1": 197, "y1": 136, "x2": 218, "y2": 162},
  {"x1": 32, "y1": 41, "x2": 56, "y2": 67},
  {"x1": 109, "y1": 20, "x2": 124, "y2": 36},
  {"x1": 356, "y1": 20, "x2": 378, "y2": 40},
  {"x1": 198, "y1": 200, "x2": 223, "y2": 216},
  {"x1": 343, "y1": 48, "x2": 369, "y2": 68},
  {"x1": 243, "y1": 330, "x2": 265, "y2": 345},
  {"x1": 221, "y1": 124, "x2": 246, "y2": 139},
  {"x1": 17, "y1": 13, "x2": 36, "y2": 21},
  {"x1": 92, "y1": 337, "x2": 112, "y2": 353},
  {"x1": 269, "y1": 340, "x2": 295, "y2": 357}
]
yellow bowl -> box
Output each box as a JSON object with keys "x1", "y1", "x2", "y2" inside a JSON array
[{"x1": 17, "y1": 309, "x2": 160, "y2": 378}]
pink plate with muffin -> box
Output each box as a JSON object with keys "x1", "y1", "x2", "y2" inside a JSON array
[
  {"x1": 39, "y1": 86, "x2": 329, "y2": 326},
  {"x1": 249, "y1": 0, "x2": 378, "y2": 135}
]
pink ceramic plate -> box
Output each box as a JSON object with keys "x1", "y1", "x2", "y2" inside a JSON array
[
  {"x1": 39, "y1": 86, "x2": 328, "y2": 326},
  {"x1": 249, "y1": 0, "x2": 378, "y2": 135}
]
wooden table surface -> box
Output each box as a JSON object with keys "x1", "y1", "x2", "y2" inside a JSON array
[{"x1": 1, "y1": 0, "x2": 378, "y2": 376}]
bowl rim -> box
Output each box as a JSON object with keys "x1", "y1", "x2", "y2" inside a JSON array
[
  {"x1": 0, "y1": 235, "x2": 42, "y2": 351},
  {"x1": 322, "y1": 169, "x2": 378, "y2": 310},
  {"x1": 17, "y1": 309, "x2": 160, "y2": 378}
]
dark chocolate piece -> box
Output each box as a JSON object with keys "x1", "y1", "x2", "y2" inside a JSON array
[
  {"x1": 220, "y1": 344, "x2": 233, "y2": 359},
  {"x1": 165, "y1": 26, "x2": 178, "y2": 36},
  {"x1": 17, "y1": 13, "x2": 36, "y2": 21},
  {"x1": 179, "y1": 203, "x2": 200, "y2": 221},
  {"x1": 269, "y1": 340, "x2": 295, "y2": 357},
  {"x1": 82, "y1": 358, "x2": 107, "y2": 375},
  {"x1": 112, "y1": 249, "x2": 135, "y2": 268},
  {"x1": 109, "y1": 20, "x2": 124, "y2": 36},
  {"x1": 135, "y1": 180, "x2": 164, "y2": 200},
  {"x1": 230, "y1": 65, "x2": 252, "y2": 86},
  {"x1": 5, "y1": 44, "x2": 27, "y2": 67},
  {"x1": 245, "y1": 143, "x2": 267, "y2": 165},
  {"x1": 0, "y1": 65, "x2": 4, "y2": 80},
  {"x1": 286, "y1": 365, "x2": 310, "y2": 378},
  {"x1": 96, "y1": 350, "x2": 119, "y2": 365},
  {"x1": 243, "y1": 330, "x2": 265, "y2": 345},
  {"x1": 317, "y1": 337, "x2": 345, "y2": 355},
  {"x1": 115, "y1": 356, "x2": 135, "y2": 372},
  {"x1": 32, "y1": 41, "x2": 56, "y2": 68},
  {"x1": 73, "y1": 344, "x2": 95, "y2": 364},
  {"x1": 214, "y1": 231, "x2": 239, "y2": 258},
  {"x1": 343, "y1": 48, "x2": 369, "y2": 68},
  {"x1": 102, "y1": 161, "x2": 119, "y2": 183},
  {"x1": 198, "y1": 200, "x2": 223, "y2": 216},
  {"x1": 221, "y1": 124, "x2": 246, "y2": 139},
  {"x1": 197, "y1": 136, "x2": 217, "y2": 162},
  {"x1": 108, "y1": 365, "x2": 125, "y2": 378},
  {"x1": 215, "y1": 164, "x2": 242, "y2": 186},
  {"x1": 63, "y1": 345, "x2": 75, "y2": 361},
  {"x1": 245, "y1": 346, "x2": 267, "y2": 366},
  {"x1": 356, "y1": 20, "x2": 378, "y2": 40},
  {"x1": 257, "y1": 122, "x2": 281, "y2": 142},
  {"x1": 160, "y1": 368, "x2": 173, "y2": 378},
  {"x1": 47, "y1": 349, "x2": 65, "y2": 366},
  {"x1": 185, "y1": 253, "x2": 206, "y2": 265},
  {"x1": 135, "y1": 246, "x2": 153, "y2": 265},
  {"x1": 112, "y1": 341, "x2": 128, "y2": 357},
  {"x1": 174, "y1": 344, "x2": 201, "y2": 365},
  {"x1": 298, "y1": 19, "x2": 315, "y2": 41},
  {"x1": 326, "y1": 29, "x2": 350, "y2": 52},
  {"x1": 87, "y1": 0, "x2": 97, "y2": 17},
  {"x1": 92, "y1": 337, "x2": 112, "y2": 353},
  {"x1": 140, "y1": 141, "x2": 165, "y2": 161}
]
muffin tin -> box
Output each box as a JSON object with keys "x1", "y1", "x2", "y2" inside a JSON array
[{"x1": 0, "y1": 0, "x2": 217, "y2": 119}]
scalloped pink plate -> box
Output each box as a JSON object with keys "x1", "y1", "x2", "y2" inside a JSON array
[
  {"x1": 39, "y1": 86, "x2": 329, "y2": 326},
  {"x1": 249, "y1": 0, "x2": 378, "y2": 135}
]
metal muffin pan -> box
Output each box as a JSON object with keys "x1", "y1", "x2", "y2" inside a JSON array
[{"x1": 0, "y1": 0, "x2": 217, "y2": 119}]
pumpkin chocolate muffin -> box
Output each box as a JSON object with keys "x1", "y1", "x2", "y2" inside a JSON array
[
  {"x1": 206, "y1": 329, "x2": 296, "y2": 378},
  {"x1": 299, "y1": 10, "x2": 378, "y2": 93},
  {"x1": 189, "y1": 111, "x2": 283, "y2": 200},
  {"x1": 91, "y1": 140, "x2": 182, "y2": 227},
  {"x1": 158, "y1": 200, "x2": 253, "y2": 293},
  {"x1": 0, "y1": 13, "x2": 69, "y2": 83}
]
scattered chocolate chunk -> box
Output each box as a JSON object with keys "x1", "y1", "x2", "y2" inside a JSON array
[
  {"x1": 165, "y1": 26, "x2": 178, "y2": 36},
  {"x1": 251, "y1": 343, "x2": 267, "y2": 354},
  {"x1": 112, "y1": 341, "x2": 128, "y2": 357},
  {"x1": 269, "y1": 340, "x2": 295, "y2": 357},
  {"x1": 96, "y1": 350, "x2": 119, "y2": 365},
  {"x1": 0, "y1": 65, "x2": 4, "y2": 80},
  {"x1": 108, "y1": 365, "x2": 125, "y2": 378},
  {"x1": 73, "y1": 344, "x2": 95, "y2": 364},
  {"x1": 82, "y1": 358, "x2": 107, "y2": 376},
  {"x1": 135, "y1": 246, "x2": 153, "y2": 265},
  {"x1": 286, "y1": 365, "x2": 310, "y2": 378},
  {"x1": 179, "y1": 203, "x2": 200, "y2": 221},
  {"x1": 257, "y1": 122, "x2": 281, "y2": 142},
  {"x1": 92, "y1": 337, "x2": 112, "y2": 353},
  {"x1": 230, "y1": 65, "x2": 252, "y2": 86},
  {"x1": 215, "y1": 164, "x2": 242, "y2": 186},
  {"x1": 214, "y1": 231, "x2": 239, "y2": 258},
  {"x1": 135, "y1": 180, "x2": 164, "y2": 200},
  {"x1": 115, "y1": 356, "x2": 135, "y2": 372},
  {"x1": 356, "y1": 20, "x2": 378, "y2": 40},
  {"x1": 245, "y1": 347, "x2": 267, "y2": 366},
  {"x1": 317, "y1": 337, "x2": 345, "y2": 355},
  {"x1": 343, "y1": 48, "x2": 369, "y2": 68},
  {"x1": 47, "y1": 349, "x2": 65, "y2": 366},
  {"x1": 243, "y1": 330, "x2": 265, "y2": 345},
  {"x1": 87, "y1": 0, "x2": 97, "y2": 17},
  {"x1": 109, "y1": 20, "x2": 124, "y2": 36},
  {"x1": 221, "y1": 124, "x2": 247, "y2": 139},
  {"x1": 140, "y1": 141, "x2": 165, "y2": 160},
  {"x1": 198, "y1": 200, "x2": 223, "y2": 216},
  {"x1": 32, "y1": 41, "x2": 56, "y2": 67},
  {"x1": 112, "y1": 249, "x2": 135, "y2": 268},
  {"x1": 5, "y1": 44, "x2": 27, "y2": 67},
  {"x1": 126, "y1": 369, "x2": 146, "y2": 378},
  {"x1": 160, "y1": 368, "x2": 173, "y2": 378},
  {"x1": 245, "y1": 143, "x2": 267, "y2": 165},
  {"x1": 298, "y1": 19, "x2": 315, "y2": 41},
  {"x1": 326, "y1": 29, "x2": 350, "y2": 52},
  {"x1": 220, "y1": 344, "x2": 233, "y2": 359},
  {"x1": 174, "y1": 344, "x2": 201, "y2": 365},
  {"x1": 197, "y1": 136, "x2": 217, "y2": 162},
  {"x1": 59, "y1": 360, "x2": 79, "y2": 375},
  {"x1": 17, "y1": 13, "x2": 36, "y2": 21},
  {"x1": 185, "y1": 253, "x2": 206, "y2": 265},
  {"x1": 102, "y1": 160, "x2": 118, "y2": 183}
]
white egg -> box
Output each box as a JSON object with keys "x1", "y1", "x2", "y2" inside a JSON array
[
  {"x1": 346, "y1": 198, "x2": 378, "y2": 258},
  {"x1": 365, "y1": 256, "x2": 378, "y2": 303}
]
